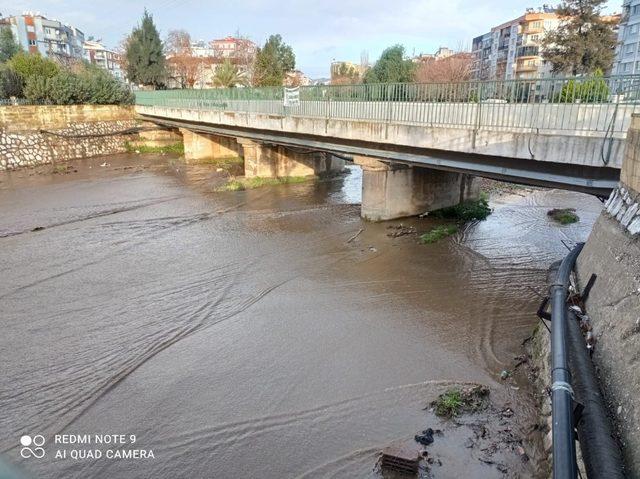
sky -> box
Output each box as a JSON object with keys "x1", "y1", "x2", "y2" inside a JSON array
[{"x1": 0, "y1": 0, "x2": 621, "y2": 78}]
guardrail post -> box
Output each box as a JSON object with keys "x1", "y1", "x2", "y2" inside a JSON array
[{"x1": 472, "y1": 83, "x2": 483, "y2": 149}]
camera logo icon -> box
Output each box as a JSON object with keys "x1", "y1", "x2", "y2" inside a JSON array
[{"x1": 20, "y1": 435, "x2": 45, "y2": 459}]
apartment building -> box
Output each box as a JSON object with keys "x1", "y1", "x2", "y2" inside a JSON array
[
  {"x1": 471, "y1": 6, "x2": 560, "y2": 80},
  {"x1": 211, "y1": 37, "x2": 257, "y2": 60},
  {"x1": 615, "y1": 1, "x2": 640, "y2": 75},
  {"x1": 83, "y1": 40, "x2": 124, "y2": 81},
  {"x1": 4, "y1": 12, "x2": 84, "y2": 60}
]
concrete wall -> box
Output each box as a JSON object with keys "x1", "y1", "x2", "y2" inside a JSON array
[
  {"x1": 136, "y1": 104, "x2": 627, "y2": 169},
  {"x1": 576, "y1": 114, "x2": 640, "y2": 477},
  {"x1": 0, "y1": 105, "x2": 139, "y2": 170}
]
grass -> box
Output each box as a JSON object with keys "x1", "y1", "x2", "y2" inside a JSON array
[
  {"x1": 125, "y1": 142, "x2": 184, "y2": 155},
  {"x1": 419, "y1": 225, "x2": 458, "y2": 244},
  {"x1": 433, "y1": 390, "x2": 464, "y2": 418},
  {"x1": 216, "y1": 176, "x2": 312, "y2": 192},
  {"x1": 547, "y1": 208, "x2": 579, "y2": 225},
  {"x1": 431, "y1": 197, "x2": 492, "y2": 222},
  {"x1": 187, "y1": 155, "x2": 243, "y2": 167},
  {"x1": 432, "y1": 386, "x2": 490, "y2": 418}
]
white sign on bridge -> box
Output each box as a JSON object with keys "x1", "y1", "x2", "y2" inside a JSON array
[{"x1": 283, "y1": 87, "x2": 300, "y2": 107}]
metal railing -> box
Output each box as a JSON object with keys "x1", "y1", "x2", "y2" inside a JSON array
[{"x1": 135, "y1": 75, "x2": 640, "y2": 135}]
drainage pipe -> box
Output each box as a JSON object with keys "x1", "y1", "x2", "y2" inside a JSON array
[
  {"x1": 567, "y1": 310, "x2": 625, "y2": 478},
  {"x1": 550, "y1": 243, "x2": 583, "y2": 479}
]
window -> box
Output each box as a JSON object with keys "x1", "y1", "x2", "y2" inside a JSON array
[
  {"x1": 633, "y1": 4, "x2": 640, "y2": 15},
  {"x1": 28, "y1": 39, "x2": 36, "y2": 46},
  {"x1": 626, "y1": 43, "x2": 636, "y2": 55}
]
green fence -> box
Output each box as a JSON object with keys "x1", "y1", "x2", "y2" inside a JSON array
[{"x1": 135, "y1": 75, "x2": 640, "y2": 134}]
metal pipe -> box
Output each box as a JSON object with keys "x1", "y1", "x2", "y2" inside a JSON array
[
  {"x1": 550, "y1": 243, "x2": 583, "y2": 479},
  {"x1": 567, "y1": 311, "x2": 626, "y2": 479}
]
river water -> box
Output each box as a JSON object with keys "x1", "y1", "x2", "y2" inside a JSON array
[{"x1": 0, "y1": 155, "x2": 602, "y2": 478}]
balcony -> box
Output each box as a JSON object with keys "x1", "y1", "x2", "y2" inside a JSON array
[
  {"x1": 517, "y1": 45, "x2": 540, "y2": 58},
  {"x1": 516, "y1": 61, "x2": 538, "y2": 72}
]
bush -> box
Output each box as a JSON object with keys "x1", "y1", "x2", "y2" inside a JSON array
[
  {"x1": 555, "y1": 70, "x2": 609, "y2": 103},
  {"x1": 431, "y1": 198, "x2": 492, "y2": 221},
  {"x1": 24, "y1": 65, "x2": 133, "y2": 105},
  {"x1": 0, "y1": 65, "x2": 23, "y2": 98},
  {"x1": 8, "y1": 52, "x2": 59, "y2": 82},
  {"x1": 419, "y1": 225, "x2": 458, "y2": 244}
]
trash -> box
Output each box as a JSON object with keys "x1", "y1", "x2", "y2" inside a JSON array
[
  {"x1": 386, "y1": 224, "x2": 416, "y2": 238},
  {"x1": 500, "y1": 370, "x2": 511, "y2": 380},
  {"x1": 414, "y1": 428, "x2": 434, "y2": 446},
  {"x1": 380, "y1": 444, "x2": 420, "y2": 475}
]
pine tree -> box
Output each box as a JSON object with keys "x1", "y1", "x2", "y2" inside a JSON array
[
  {"x1": 125, "y1": 10, "x2": 166, "y2": 88},
  {"x1": 363, "y1": 45, "x2": 415, "y2": 83},
  {"x1": 0, "y1": 26, "x2": 20, "y2": 63},
  {"x1": 253, "y1": 35, "x2": 295, "y2": 87},
  {"x1": 542, "y1": 0, "x2": 617, "y2": 75}
]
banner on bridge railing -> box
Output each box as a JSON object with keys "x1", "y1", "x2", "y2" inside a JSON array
[{"x1": 283, "y1": 87, "x2": 300, "y2": 107}]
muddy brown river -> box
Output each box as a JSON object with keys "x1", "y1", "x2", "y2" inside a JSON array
[{"x1": 0, "y1": 154, "x2": 602, "y2": 478}]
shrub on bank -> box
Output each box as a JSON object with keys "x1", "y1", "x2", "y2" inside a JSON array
[
  {"x1": 0, "y1": 64, "x2": 23, "y2": 98},
  {"x1": 1, "y1": 52, "x2": 132, "y2": 105},
  {"x1": 23, "y1": 66, "x2": 134, "y2": 105}
]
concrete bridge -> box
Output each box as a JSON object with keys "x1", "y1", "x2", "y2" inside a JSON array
[{"x1": 135, "y1": 76, "x2": 640, "y2": 220}]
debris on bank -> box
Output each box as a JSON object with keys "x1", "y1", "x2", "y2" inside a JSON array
[
  {"x1": 377, "y1": 384, "x2": 537, "y2": 477},
  {"x1": 386, "y1": 224, "x2": 416, "y2": 238}
]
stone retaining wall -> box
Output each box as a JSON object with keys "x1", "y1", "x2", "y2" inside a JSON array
[{"x1": 0, "y1": 105, "x2": 139, "y2": 170}]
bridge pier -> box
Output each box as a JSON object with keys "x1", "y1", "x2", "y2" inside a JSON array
[
  {"x1": 354, "y1": 155, "x2": 479, "y2": 221},
  {"x1": 238, "y1": 139, "x2": 343, "y2": 178},
  {"x1": 180, "y1": 129, "x2": 240, "y2": 162}
]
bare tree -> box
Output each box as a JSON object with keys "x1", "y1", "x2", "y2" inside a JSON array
[
  {"x1": 415, "y1": 52, "x2": 473, "y2": 83},
  {"x1": 165, "y1": 30, "x2": 203, "y2": 88}
]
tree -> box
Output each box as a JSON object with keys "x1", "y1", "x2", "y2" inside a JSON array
[
  {"x1": 8, "y1": 52, "x2": 59, "y2": 81},
  {"x1": 213, "y1": 59, "x2": 248, "y2": 88},
  {"x1": 0, "y1": 26, "x2": 20, "y2": 63},
  {"x1": 363, "y1": 45, "x2": 415, "y2": 83},
  {"x1": 542, "y1": 0, "x2": 617, "y2": 75},
  {"x1": 165, "y1": 30, "x2": 207, "y2": 88},
  {"x1": 253, "y1": 34, "x2": 295, "y2": 86},
  {"x1": 125, "y1": 10, "x2": 166, "y2": 88},
  {"x1": 331, "y1": 62, "x2": 360, "y2": 85},
  {"x1": 415, "y1": 53, "x2": 474, "y2": 83}
]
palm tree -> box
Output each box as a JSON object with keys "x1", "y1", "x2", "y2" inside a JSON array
[{"x1": 213, "y1": 60, "x2": 248, "y2": 88}]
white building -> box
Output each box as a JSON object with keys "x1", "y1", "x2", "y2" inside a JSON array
[
  {"x1": 615, "y1": 0, "x2": 640, "y2": 74},
  {"x1": 4, "y1": 12, "x2": 84, "y2": 60},
  {"x1": 83, "y1": 40, "x2": 124, "y2": 81}
]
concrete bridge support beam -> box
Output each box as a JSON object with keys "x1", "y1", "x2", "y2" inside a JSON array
[
  {"x1": 238, "y1": 138, "x2": 344, "y2": 178},
  {"x1": 354, "y1": 155, "x2": 479, "y2": 221},
  {"x1": 180, "y1": 129, "x2": 240, "y2": 162}
]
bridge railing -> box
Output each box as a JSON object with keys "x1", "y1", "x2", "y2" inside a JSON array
[{"x1": 135, "y1": 75, "x2": 640, "y2": 135}]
